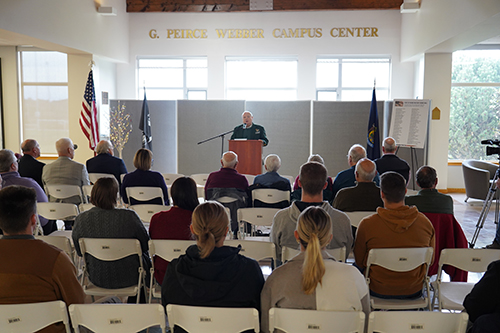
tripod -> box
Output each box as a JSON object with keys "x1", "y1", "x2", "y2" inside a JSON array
[{"x1": 469, "y1": 166, "x2": 500, "y2": 248}]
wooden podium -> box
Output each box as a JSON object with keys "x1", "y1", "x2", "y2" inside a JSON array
[{"x1": 228, "y1": 140, "x2": 262, "y2": 175}]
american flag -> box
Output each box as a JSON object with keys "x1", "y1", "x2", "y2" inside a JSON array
[{"x1": 80, "y1": 69, "x2": 100, "y2": 150}]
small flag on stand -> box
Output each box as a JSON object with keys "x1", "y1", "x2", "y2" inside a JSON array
[
  {"x1": 139, "y1": 89, "x2": 152, "y2": 151},
  {"x1": 367, "y1": 86, "x2": 380, "y2": 160},
  {"x1": 80, "y1": 69, "x2": 100, "y2": 150}
]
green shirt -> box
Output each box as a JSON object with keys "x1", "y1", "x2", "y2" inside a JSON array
[
  {"x1": 231, "y1": 123, "x2": 269, "y2": 146},
  {"x1": 405, "y1": 188, "x2": 454, "y2": 215}
]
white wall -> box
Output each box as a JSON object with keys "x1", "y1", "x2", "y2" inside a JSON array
[
  {"x1": 0, "y1": 0, "x2": 129, "y2": 62},
  {"x1": 119, "y1": 10, "x2": 414, "y2": 100},
  {"x1": 400, "y1": 0, "x2": 500, "y2": 60}
]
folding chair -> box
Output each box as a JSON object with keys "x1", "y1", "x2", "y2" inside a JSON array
[
  {"x1": 269, "y1": 308, "x2": 365, "y2": 333},
  {"x1": 88, "y1": 172, "x2": 115, "y2": 184},
  {"x1": 251, "y1": 188, "x2": 290, "y2": 208},
  {"x1": 281, "y1": 246, "x2": 346, "y2": 263},
  {"x1": 37, "y1": 202, "x2": 80, "y2": 221},
  {"x1": 162, "y1": 173, "x2": 185, "y2": 185},
  {"x1": 190, "y1": 173, "x2": 210, "y2": 187},
  {"x1": 345, "y1": 211, "x2": 374, "y2": 228},
  {"x1": 69, "y1": 303, "x2": 166, "y2": 333},
  {"x1": 225, "y1": 239, "x2": 276, "y2": 268},
  {"x1": 36, "y1": 235, "x2": 75, "y2": 264},
  {"x1": 81, "y1": 185, "x2": 93, "y2": 204},
  {"x1": 367, "y1": 311, "x2": 468, "y2": 333},
  {"x1": 431, "y1": 248, "x2": 500, "y2": 311},
  {"x1": 79, "y1": 203, "x2": 94, "y2": 213},
  {"x1": 78, "y1": 238, "x2": 146, "y2": 303},
  {"x1": 126, "y1": 186, "x2": 165, "y2": 205},
  {"x1": 148, "y1": 239, "x2": 196, "y2": 302},
  {"x1": 166, "y1": 304, "x2": 259, "y2": 333},
  {"x1": 237, "y1": 207, "x2": 280, "y2": 237},
  {"x1": 365, "y1": 247, "x2": 433, "y2": 310},
  {"x1": 0, "y1": 300, "x2": 71, "y2": 333},
  {"x1": 244, "y1": 174, "x2": 256, "y2": 184},
  {"x1": 130, "y1": 204, "x2": 170, "y2": 225},
  {"x1": 45, "y1": 184, "x2": 86, "y2": 204}
]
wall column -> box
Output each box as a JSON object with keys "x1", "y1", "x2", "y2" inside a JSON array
[{"x1": 422, "y1": 53, "x2": 452, "y2": 190}]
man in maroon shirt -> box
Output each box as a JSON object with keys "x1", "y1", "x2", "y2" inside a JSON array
[
  {"x1": 204, "y1": 151, "x2": 249, "y2": 198},
  {"x1": 205, "y1": 151, "x2": 249, "y2": 236}
]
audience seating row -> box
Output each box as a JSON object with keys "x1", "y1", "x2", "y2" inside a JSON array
[{"x1": 0, "y1": 300, "x2": 469, "y2": 333}]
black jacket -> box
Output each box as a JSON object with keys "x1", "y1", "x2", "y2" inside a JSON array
[
  {"x1": 162, "y1": 244, "x2": 264, "y2": 314},
  {"x1": 18, "y1": 154, "x2": 45, "y2": 189}
]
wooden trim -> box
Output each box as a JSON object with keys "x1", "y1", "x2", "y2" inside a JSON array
[
  {"x1": 39, "y1": 155, "x2": 58, "y2": 161},
  {"x1": 446, "y1": 188, "x2": 466, "y2": 193}
]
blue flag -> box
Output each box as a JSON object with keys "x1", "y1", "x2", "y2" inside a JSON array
[
  {"x1": 367, "y1": 88, "x2": 380, "y2": 160},
  {"x1": 139, "y1": 90, "x2": 152, "y2": 151}
]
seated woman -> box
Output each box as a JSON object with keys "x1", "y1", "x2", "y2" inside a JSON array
[
  {"x1": 149, "y1": 176, "x2": 199, "y2": 284},
  {"x1": 162, "y1": 201, "x2": 265, "y2": 332},
  {"x1": 261, "y1": 206, "x2": 369, "y2": 333},
  {"x1": 120, "y1": 148, "x2": 169, "y2": 206},
  {"x1": 72, "y1": 177, "x2": 151, "y2": 302}
]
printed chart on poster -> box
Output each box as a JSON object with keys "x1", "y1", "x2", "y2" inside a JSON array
[{"x1": 389, "y1": 99, "x2": 430, "y2": 149}]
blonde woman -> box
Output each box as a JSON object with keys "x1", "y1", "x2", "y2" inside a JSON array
[
  {"x1": 162, "y1": 201, "x2": 265, "y2": 330},
  {"x1": 261, "y1": 206, "x2": 369, "y2": 332}
]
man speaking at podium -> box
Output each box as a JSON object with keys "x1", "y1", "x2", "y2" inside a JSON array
[{"x1": 231, "y1": 111, "x2": 269, "y2": 147}]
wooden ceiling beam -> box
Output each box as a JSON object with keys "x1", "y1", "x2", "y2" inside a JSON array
[{"x1": 126, "y1": 0, "x2": 403, "y2": 12}]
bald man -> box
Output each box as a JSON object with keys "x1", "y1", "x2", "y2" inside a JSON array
[
  {"x1": 332, "y1": 144, "x2": 380, "y2": 199},
  {"x1": 86, "y1": 140, "x2": 127, "y2": 184},
  {"x1": 42, "y1": 138, "x2": 90, "y2": 205},
  {"x1": 18, "y1": 139, "x2": 45, "y2": 188},
  {"x1": 205, "y1": 151, "x2": 249, "y2": 235},
  {"x1": 374, "y1": 137, "x2": 410, "y2": 183},
  {"x1": 333, "y1": 158, "x2": 383, "y2": 212},
  {"x1": 230, "y1": 111, "x2": 269, "y2": 146},
  {"x1": 205, "y1": 151, "x2": 249, "y2": 198}
]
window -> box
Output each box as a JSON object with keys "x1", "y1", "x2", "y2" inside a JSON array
[
  {"x1": 19, "y1": 50, "x2": 69, "y2": 155},
  {"x1": 137, "y1": 57, "x2": 208, "y2": 100},
  {"x1": 449, "y1": 50, "x2": 500, "y2": 160},
  {"x1": 316, "y1": 57, "x2": 390, "y2": 101},
  {"x1": 225, "y1": 57, "x2": 298, "y2": 101}
]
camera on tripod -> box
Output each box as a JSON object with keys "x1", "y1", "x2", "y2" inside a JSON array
[{"x1": 481, "y1": 139, "x2": 500, "y2": 156}]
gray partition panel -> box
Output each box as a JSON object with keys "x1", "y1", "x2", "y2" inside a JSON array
[
  {"x1": 312, "y1": 101, "x2": 385, "y2": 177},
  {"x1": 177, "y1": 100, "x2": 245, "y2": 176},
  {"x1": 109, "y1": 99, "x2": 177, "y2": 174},
  {"x1": 245, "y1": 101, "x2": 311, "y2": 178}
]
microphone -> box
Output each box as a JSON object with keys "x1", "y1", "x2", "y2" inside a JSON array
[{"x1": 242, "y1": 123, "x2": 246, "y2": 129}]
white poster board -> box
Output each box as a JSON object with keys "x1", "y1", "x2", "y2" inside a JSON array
[{"x1": 389, "y1": 99, "x2": 430, "y2": 149}]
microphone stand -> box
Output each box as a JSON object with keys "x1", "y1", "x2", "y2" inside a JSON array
[{"x1": 198, "y1": 129, "x2": 235, "y2": 157}]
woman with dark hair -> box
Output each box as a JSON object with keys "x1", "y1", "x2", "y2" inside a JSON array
[
  {"x1": 149, "y1": 177, "x2": 199, "y2": 284},
  {"x1": 120, "y1": 148, "x2": 169, "y2": 206},
  {"x1": 162, "y1": 201, "x2": 264, "y2": 332},
  {"x1": 261, "y1": 206, "x2": 369, "y2": 332},
  {"x1": 72, "y1": 177, "x2": 150, "y2": 301}
]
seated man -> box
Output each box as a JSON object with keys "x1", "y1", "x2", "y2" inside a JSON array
[
  {"x1": 205, "y1": 151, "x2": 249, "y2": 235},
  {"x1": 42, "y1": 137, "x2": 90, "y2": 204},
  {"x1": 405, "y1": 165, "x2": 453, "y2": 215},
  {"x1": 375, "y1": 137, "x2": 411, "y2": 184},
  {"x1": 463, "y1": 260, "x2": 500, "y2": 333},
  {"x1": 271, "y1": 161, "x2": 352, "y2": 263},
  {"x1": 354, "y1": 171, "x2": 435, "y2": 298},
  {"x1": 18, "y1": 139, "x2": 45, "y2": 189},
  {"x1": 332, "y1": 144, "x2": 380, "y2": 199},
  {"x1": 333, "y1": 158, "x2": 383, "y2": 212},
  {"x1": 0, "y1": 149, "x2": 55, "y2": 235},
  {"x1": 292, "y1": 154, "x2": 334, "y2": 203},
  {"x1": 253, "y1": 154, "x2": 291, "y2": 191},
  {"x1": 205, "y1": 151, "x2": 249, "y2": 197},
  {"x1": 86, "y1": 139, "x2": 128, "y2": 185},
  {"x1": 0, "y1": 186, "x2": 85, "y2": 332}
]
